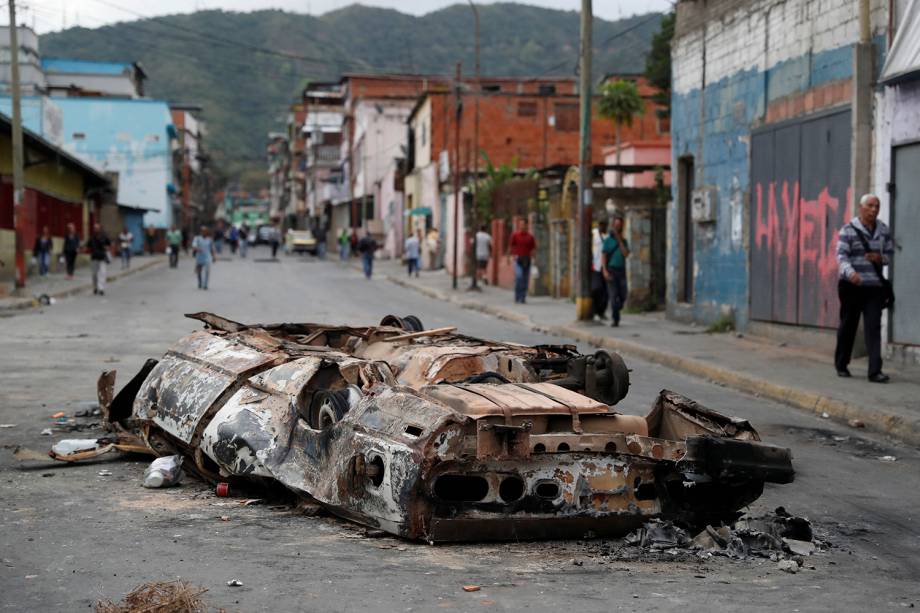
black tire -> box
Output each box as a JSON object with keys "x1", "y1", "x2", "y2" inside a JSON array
[
  {"x1": 402, "y1": 315, "x2": 424, "y2": 332},
  {"x1": 380, "y1": 314, "x2": 406, "y2": 329},
  {"x1": 593, "y1": 350, "x2": 630, "y2": 405},
  {"x1": 308, "y1": 389, "x2": 350, "y2": 430}
]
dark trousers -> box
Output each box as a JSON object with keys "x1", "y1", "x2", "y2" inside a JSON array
[
  {"x1": 64, "y1": 251, "x2": 77, "y2": 276},
  {"x1": 606, "y1": 267, "x2": 628, "y2": 325},
  {"x1": 591, "y1": 270, "x2": 608, "y2": 317},
  {"x1": 835, "y1": 281, "x2": 884, "y2": 376},
  {"x1": 407, "y1": 257, "x2": 419, "y2": 277},
  {"x1": 168, "y1": 246, "x2": 179, "y2": 268},
  {"x1": 514, "y1": 257, "x2": 530, "y2": 303}
]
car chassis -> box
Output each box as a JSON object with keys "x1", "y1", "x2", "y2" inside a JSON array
[{"x1": 52, "y1": 312, "x2": 794, "y2": 542}]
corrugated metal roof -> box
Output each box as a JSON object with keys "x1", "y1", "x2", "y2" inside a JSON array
[{"x1": 41, "y1": 58, "x2": 133, "y2": 76}]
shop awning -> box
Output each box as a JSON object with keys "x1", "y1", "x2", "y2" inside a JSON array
[{"x1": 881, "y1": 0, "x2": 920, "y2": 84}]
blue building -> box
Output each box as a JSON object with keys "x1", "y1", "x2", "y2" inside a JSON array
[
  {"x1": 668, "y1": 0, "x2": 888, "y2": 334},
  {"x1": 0, "y1": 96, "x2": 176, "y2": 232}
]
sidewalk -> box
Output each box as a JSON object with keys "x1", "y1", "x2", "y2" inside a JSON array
[
  {"x1": 0, "y1": 255, "x2": 166, "y2": 313},
  {"x1": 370, "y1": 258, "x2": 920, "y2": 447}
]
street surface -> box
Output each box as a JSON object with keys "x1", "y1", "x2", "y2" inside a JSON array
[{"x1": 1, "y1": 249, "x2": 918, "y2": 612}]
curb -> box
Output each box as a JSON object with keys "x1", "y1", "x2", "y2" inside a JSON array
[
  {"x1": 0, "y1": 257, "x2": 167, "y2": 314},
  {"x1": 384, "y1": 272, "x2": 920, "y2": 447}
]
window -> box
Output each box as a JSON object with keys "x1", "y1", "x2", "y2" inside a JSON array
[
  {"x1": 517, "y1": 101, "x2": 538, "y2": 117},
  {"x1": 554, "y1": 103, "x2": 578, "y2": 132},
  {"x1": 538, "y1": 84, "x2": 556, "y2": 96},
  {"x1": 482, "y1": 84, "x2": 501, "y2": 93}
]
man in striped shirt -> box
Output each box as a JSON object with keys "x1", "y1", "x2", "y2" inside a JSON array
[{"x1": 834, "y1": 194, "x2": 895, "y2": 382}]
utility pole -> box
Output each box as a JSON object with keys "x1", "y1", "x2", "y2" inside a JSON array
[
  {"x1": 467, "y1": 0, "x2": 481, "y2": 291},
  {"x1": 575, "y1": 0, "x2": 593, "y2": 320},
  {"x1": 452, "y1": 62, "x2": 463, "y2": 290},
  {"x1": 8, "y1": 0, "x2": 26, "y2": 290}
]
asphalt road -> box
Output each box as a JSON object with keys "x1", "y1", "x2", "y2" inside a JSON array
[{"x1": 1, "y1": 248, "x2": 918, "y2": 612}]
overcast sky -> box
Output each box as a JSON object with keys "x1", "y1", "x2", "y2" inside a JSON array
[{"x1": 20, "y1": 0, "x2": 673, "y2": 34}]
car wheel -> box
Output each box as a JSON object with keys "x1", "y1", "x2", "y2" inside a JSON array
[
  {"x1": 401, "y1": 315, "x2": 424, "y2": 332},
  {"x1": 308, "y1": 385, "x2": 361, "y2": 429}
]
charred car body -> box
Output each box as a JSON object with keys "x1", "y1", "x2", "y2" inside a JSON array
[{"x1": 55, "y1": 312, "x2": 794, "y2": 542}]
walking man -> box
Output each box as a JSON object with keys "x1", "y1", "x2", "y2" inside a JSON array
[
  {"x1": 835, "y1": 194, "x2": 894, "y2": 382},
  {"x1": 602, "y1": 213, "x2": 630, "y2": 327},
  {"x1": 118, "y1": 226, "x2": 134, "y2": 270},
  {"x1": 63, "y1": 223, "x2": 80, "y2": 279},
  {"x1": 33, "y1": 226, "x2": 53, "y2": 276},
  {"x1": 357, "y1": 231, "x2": 377, "y2": 279},
  {"x1": 508, "y1": 218, "x2": 536, "y2": 304},
  {"x1": 474, "y1": 225, "x2": 492, "y2": 284},
  {"x1": 592, "y1": 219, "x2": 609, "y2": 320},
  {"x1": 338, "y1": 228, "x2": 350, "y2": 261},
  {"x1": 238, "y1": 224, "x2": 249, "y2": 258},
  {"x1": 192, "y1": 225, "x2": 216, "y2": 290},
  {"x1": 269, "y1": 222, "x2": 281, "y2": 259},
  {"x1": 166, "y1": 225, "x2": 182, "y2": 268},
  {"x1": 87, "y1": 223, "x2": 111, "y2": 295},
  {"x1": 405, "y1": 229, "x2": 421, "y2": 277}
]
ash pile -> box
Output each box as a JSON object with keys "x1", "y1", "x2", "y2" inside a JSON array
[{"x1": 623, "y1": 507, "x2": 819, "y2": 571}]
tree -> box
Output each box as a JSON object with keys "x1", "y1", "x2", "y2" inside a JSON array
[
  {"x1": 474, "y1": 152, "x2": 520, "y2": 224},
  {"x1": 645, "y1": 12, "x2": 675, "y2": 118},
  {"x1": 597, "y1": 79, "x2": 645, "y2": 187}
]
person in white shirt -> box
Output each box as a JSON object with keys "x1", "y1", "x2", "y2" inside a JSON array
[
  {"x1": 118, "y1": 227, "x2": 134, "y2": 270},
  {"x1": 591, "y1": 219, "x2": 608, "y2": 319},
  {"x1": 474, "y1": 225, "x2": 492, "y2": 284},
  {"x1": 404, "y1": 230, "x2": 421, "y2": 277}
]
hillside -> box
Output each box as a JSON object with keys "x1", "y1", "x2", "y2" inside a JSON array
[{"x1": 42, "y1": 4, "x2": 662, "y2": 183}]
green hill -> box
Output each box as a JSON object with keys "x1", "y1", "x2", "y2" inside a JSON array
[{"x1": 41, "y1": 4, "x2": 662, "y2": 184}]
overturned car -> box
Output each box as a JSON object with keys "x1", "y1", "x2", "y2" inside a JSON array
[{"x1": 53, "y1": 312, "x2": 794, "y2": 542}]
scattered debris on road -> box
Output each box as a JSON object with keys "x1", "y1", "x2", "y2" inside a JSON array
[
  {"x1": 878, "y1": 455, "x2": 898, "y2": 462},
  {"x1": 226, "y1": 579, "x2": 243, "y2": 587},
  {"x1": 142, "y1": 455, "x2": 184, "y2": 488},
  {"x1": 462, "y1": 585, "x2": 481, "y2": 592},
  {"x1": 50, "y1": 312, "x2": 795, "y2": 542},
  {"x1": 94, "y1": 580, "x2": 212, "y2": 613}
]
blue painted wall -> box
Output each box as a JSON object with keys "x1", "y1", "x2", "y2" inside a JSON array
[{"x1": 669, "y1": 41, "x2": 868, "y2": 326}]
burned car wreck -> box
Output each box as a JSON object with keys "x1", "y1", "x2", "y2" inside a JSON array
[{"x1": 53, "y1": 312, "x2": 794, "y2": 542}]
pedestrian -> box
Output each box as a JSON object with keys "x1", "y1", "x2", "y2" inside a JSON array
[
  {"x1": 87, "y1": 223, "x2": 111, "y2": 295},
  {"x1": 474, "y1": 224, "x2": 492, "y2": 284},
  {"x1": 213, "y1": 220, "x2": 225, "y2": 255},
  {"x1": 834, "y1": 193, "x2": 895, "y2": 383},
  {"x1": 166, "y1": 225, "x2": 182, "y2": 268},
  {"x1": 192, "y1": 225, "x2": 216, "y2": 290},
  {"x1": 238, "y1": 224, "x2": 249, "y2": 258},
  {"x1": 144, "y1": 226, "x2": 156, "y2": 255},
  {"x1": 508, "y1": 218, "x2": 536, "y2": 304},
  {"x1": 269, "y1": 222, "x2": 281, "y2": 259},
  {"x1": 405, "y1": 229, "x2": 421, "y2": 277},
  {"x1": 228, "y1": 225, "x2": 239, "y2": 255},
  {"x1": 315, "y1": 222, "x2": 327, "y2": 260},
  {"x1": 118, "y1": 226, "x2": 133, "y2": 270},
  {"x1": 602, "y1": 213, "x2": 630, "y2": 327},
  {"x1": 357, "y1": 230, "x2": 377, "y2": 279},
  {"x1": 62, "y1": 222, "x2": 80, "y2": 279},
  {"x1": 349, "y1": 228, "x2": 359, "y2": 258},
  {"x1": 592, "y1": 219, "x2": 609, "y2": 320},
  {"x1": 338, "y1": 228, "x2": 350, "y2": 261},
  {"x1": 33, "y1": 226, "x2": 53, "y2": 276}
]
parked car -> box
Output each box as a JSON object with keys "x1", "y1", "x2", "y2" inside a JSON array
[
  {"x1": 54, "y1": 312, "x2": 794, "y2": 542},
  {"x1": 285, "y1": 229, "x2": 317, "y2": 255}
]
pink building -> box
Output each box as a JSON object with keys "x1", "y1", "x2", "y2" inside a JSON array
[{"x1": 602, "y1": 140, "x2": 671, "y2": 188}]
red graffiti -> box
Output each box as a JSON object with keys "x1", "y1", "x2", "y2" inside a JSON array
[{"x1": 753, "y1": 182, "x2": 851, "y2": 328}]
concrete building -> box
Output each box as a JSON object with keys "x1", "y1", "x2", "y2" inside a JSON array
[
  {"x1": 874, "y1": 0, "x2": 920, "y2": 362},
  {"x1": 0, "y1": 26, "x2": 46, "y2": 95},
  {"x1": 299, "y1": 82, "x2": 347, "y2": 242},
  {"x1": 669, "y1": 0, "x2": 888, "y2": 336},
  {"x1": 0, "y1": 112, "x2": 109, "y2": 282},
  {"x1": 43, "y1": 58, "x2": 146, "y2": 99},
  {"x1": 170, "y1": 103, "x2": 208, "y2": 235}
]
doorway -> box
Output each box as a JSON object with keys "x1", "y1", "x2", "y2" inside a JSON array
[
  {"x1": 891, "y1": 142, "x2": 920, "y2": 345},
  {"x1": 677, "y1": 156, "x2": 695, "y2": 302}
]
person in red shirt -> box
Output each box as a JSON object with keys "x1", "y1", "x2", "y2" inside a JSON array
[{"x1": 508, "y1": 218, "x2": 537, "y2": 303}]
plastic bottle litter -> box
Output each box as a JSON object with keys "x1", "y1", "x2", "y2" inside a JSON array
[{"x1": 142, "y1": 455, "x2": 184, "y2": 488}]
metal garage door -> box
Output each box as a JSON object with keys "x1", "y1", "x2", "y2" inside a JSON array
[{"x1": 750, "y1": 109, "x2": 851, "y2": 328}]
